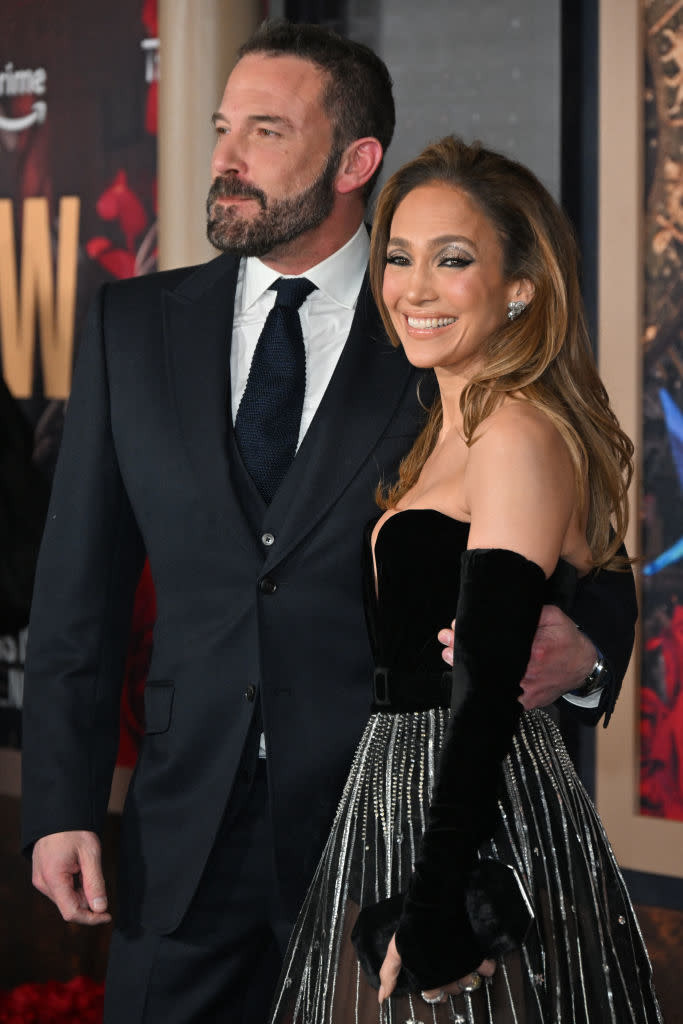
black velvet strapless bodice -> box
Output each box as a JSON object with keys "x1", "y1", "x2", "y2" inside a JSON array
[{"x1": 363, "y1": 509, "x2": 577, "y2": 682}]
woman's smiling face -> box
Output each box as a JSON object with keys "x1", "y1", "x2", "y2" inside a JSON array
[{"x1": 382, "y1": 182, "x2": 521, "y2": 376}]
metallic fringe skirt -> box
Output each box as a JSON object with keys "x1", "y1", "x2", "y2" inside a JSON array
[{"x1": 268, "y1": 709, "x2": 662, "y2": 1024}]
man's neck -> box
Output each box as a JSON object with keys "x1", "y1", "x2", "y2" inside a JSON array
[{"x1": 259, "y1": 204, "x2": 367, "y2": 276}]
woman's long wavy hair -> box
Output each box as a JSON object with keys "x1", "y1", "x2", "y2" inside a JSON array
[{"x1": 370, "y1": 135, "x2": 633, "y2": 568}]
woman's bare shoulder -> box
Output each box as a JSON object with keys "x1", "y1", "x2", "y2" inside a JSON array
[
  {"x1": 472, "y1": 397, "x2": 572, "y2": 468},
  {"x1": 464, "y1": 399, "x2": 578, "y2": 574}
]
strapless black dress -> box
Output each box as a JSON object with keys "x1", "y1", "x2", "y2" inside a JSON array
[{"x1": 268, "y1": 511, "x2": 661, "y2": 1024}]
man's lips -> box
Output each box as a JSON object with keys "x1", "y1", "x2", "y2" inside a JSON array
[
  {"x1": 210, "y1": 193, "x2": 265, "y2": 216},
  {"x1": 215, "y1": 195, "x2": 258, "y2": 204},
  {"x1": 206, "y1": 177, "x2": 266, "y2": 210}
]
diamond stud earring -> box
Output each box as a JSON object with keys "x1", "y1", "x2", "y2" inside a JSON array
[{"x1": 507, "y1": 300, "x2": 527, "y2": 321}]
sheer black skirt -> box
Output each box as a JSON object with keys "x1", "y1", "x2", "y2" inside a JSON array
[{"x1": 268, "y1": 709, "x2": 662, "y2": 1024}]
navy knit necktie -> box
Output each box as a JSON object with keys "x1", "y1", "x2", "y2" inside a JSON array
[{"x1": 235, "y1": 277, "x2": 316, "y2": 503}]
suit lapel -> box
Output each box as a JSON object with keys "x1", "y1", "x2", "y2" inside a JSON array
[
  {"x1": 263, "y1": 276, "x2": 415, "y2": 568},
  {"x1": 163, "y1": 253, "x2": 259, "y2": 557}
]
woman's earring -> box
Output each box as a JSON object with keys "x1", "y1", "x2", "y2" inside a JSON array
[{"x1": 507, "y1": 300, "x2": 527, "y2": 321}]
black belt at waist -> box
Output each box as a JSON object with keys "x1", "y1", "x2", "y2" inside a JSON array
[{"x1": 371, "y1": 666, "x2": 453, "y2": 713}]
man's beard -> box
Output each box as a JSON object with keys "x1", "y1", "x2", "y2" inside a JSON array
[{"x1": 206, "y1": 146, "x2": 342, "y2": 257}]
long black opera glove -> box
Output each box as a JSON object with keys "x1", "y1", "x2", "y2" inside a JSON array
[{"x1": 352, "y1": 548, "x2": 546, "y2": 993}]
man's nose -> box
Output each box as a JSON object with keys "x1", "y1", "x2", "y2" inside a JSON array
[{"x1": 212, "y1": 131, "x2": 247, "y2": 177}]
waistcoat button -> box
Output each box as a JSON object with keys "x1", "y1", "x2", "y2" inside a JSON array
[
  {"x1": 261, "y1": 532, "x2": 275, "y2": 546},
  {"x1": 259, "y1": 577, "x2": 277, "y2": 595},
  {"x1": 244, "y1": 684, "x2": 256, "y2": 702}
]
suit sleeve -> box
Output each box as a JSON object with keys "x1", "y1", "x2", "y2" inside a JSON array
[
  {"x1": 566, "y1": 544, "x2": 638, "y2": 727},
  {"x1": 0, "y1": 375, "x2": 50, "y2": 633},
  {"x1": 21, "y1": 284, "x2": 145, "y2": 853}
]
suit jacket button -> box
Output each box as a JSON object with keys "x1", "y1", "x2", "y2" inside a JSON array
[
  {"x1": 261, "y1": 532, "x2": 275, "y2": 546},
  {"x1": 244, "y1": 684, "x2": 256, "y2": 702},
  {"x1": 259, "y1": 576, "x2": 277, "y2": 594}
]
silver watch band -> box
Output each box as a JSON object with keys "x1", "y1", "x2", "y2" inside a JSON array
[{"x1": 572, "y1": 652, "x2": 608, "y2": 698}]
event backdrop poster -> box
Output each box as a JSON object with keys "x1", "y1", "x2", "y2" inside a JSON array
[{"x1": 0, "y1": 0, "x2": 158, "y2": 757}]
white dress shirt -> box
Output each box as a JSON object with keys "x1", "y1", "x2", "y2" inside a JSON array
[{"x1": 230, "y1": 223, "x2": 370, "y2": 444}]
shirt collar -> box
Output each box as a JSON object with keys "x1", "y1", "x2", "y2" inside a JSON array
[{"x1": 238, "y1": 222, "x2": 369, "y2": 313}]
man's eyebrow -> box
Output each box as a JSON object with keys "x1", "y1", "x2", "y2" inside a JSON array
[
  {"x1": 210, "y1": 112, "x2": 295, "y2": 130},
  {"x1": 246, "y1": 114, "x2": 295, "y2": 130}
]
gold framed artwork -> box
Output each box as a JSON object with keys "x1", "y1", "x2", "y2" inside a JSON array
[{"x1": 597, "y1": 0, "x2": 683, "y2": 879}]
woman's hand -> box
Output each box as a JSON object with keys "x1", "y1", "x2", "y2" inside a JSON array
[{"x1": 377, "y1": 933, "x2": 496, "y2": 1004}]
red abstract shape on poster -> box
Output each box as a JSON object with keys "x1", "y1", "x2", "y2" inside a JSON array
[
  {"x1": 0, "y1": 93, "x2": 52, "y2": 206},
  {"x1": 86, "y1": 236, "x2": 137, "y2": 279},
  {"x1": 146, "y1": 79, "x2": 158, "y2": 136},
  {"x1": 142, "y1": 0, "x2": 158, "y2": 36},
  {"x1": 96, "y1": 169, "x2": 149, "y2": 252},
  {"x1": 87, "y1": 172, "x2": 157, "y2": 280},
  {"x1": 142, "y1": 0, "x2": 158, "y2": 136},
  {"x1": 640, "y1": 604, "x2": 683, "y2": 821}
]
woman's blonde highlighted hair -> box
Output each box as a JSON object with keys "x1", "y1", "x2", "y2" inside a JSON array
[{"x1": 370, "y1": 135, "x2": 633, "y2": 568}]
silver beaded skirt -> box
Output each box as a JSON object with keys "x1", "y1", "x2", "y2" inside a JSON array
[{"x1": 268, "y1": 708, "x2": 662, "y2": 1024}]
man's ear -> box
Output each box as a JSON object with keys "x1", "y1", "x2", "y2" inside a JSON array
[{"x1": 335, "y1": 137, "x2": 383, "y2": 196}]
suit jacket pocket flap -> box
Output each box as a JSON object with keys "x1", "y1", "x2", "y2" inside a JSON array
[{"x1": 144, "y1": 682, "x2": 174, "y2": 734}]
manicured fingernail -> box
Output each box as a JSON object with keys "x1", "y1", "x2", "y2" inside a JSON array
[
  {"x1": 92, "y1": 897, "x2": 107, "y2": 911},
  {"x1": 378, "y1": 985, "x2": 386, "y2": 1004}
]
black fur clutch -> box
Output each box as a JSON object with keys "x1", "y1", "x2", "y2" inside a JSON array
[{"x1": 351, "y1": 857, "x2": 533, "y2": 995}]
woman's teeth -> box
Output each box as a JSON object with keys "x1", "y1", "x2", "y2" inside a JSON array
[{"x1": 407, "y1": 316, "x2": 457, "y2": 328}]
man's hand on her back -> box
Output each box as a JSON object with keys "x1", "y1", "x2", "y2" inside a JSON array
[{"x1": 438, "y1": 604, "x2": 597, "y2": 709}]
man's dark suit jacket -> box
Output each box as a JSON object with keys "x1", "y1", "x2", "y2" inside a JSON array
[
  {"x1": 20, "y1": 251, "x2": 637, "y2": 935},
  {"x1": 0, "y1": 376, "x2": 50, "y2": 633}
]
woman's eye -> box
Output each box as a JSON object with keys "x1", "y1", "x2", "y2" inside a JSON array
[
  {"x1": 441, "y1": 255, "x2": 473, "y2": 268},
  {"x1": 386, "y1": 253, "x2": 410, "y2": 266}
]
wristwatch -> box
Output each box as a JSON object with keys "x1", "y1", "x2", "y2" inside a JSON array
[{"x1": 572, "y1": 650, "x2": 610, "y2": 698}]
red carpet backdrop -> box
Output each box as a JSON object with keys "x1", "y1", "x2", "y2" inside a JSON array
[
  {"x1": 0, "y1": 0, "x2": 158, "y2": 767},
  {"x1": 640, "y1": 0, "x2": 683, "y2": 823}
]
